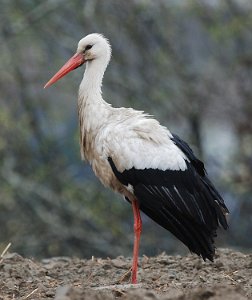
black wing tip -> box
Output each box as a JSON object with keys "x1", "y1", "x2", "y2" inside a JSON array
[
  {"x1": 199, "y1": 242, "x2": 215, "y2": 262},
  {"x1": 202, "y1": 253, "x2": 214, "y2": 262},
  {"x1": 187, "y1": 241, "x2": 215, "y2": 261},
  {"x1": 187, "y1": 228, "x2": 217, "y2": 262},
  {"x1": 197, "y1": 252, "x2": 214, "y2": 262}
]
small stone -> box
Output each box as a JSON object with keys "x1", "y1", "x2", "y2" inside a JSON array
[{"x1": 111, "y1": 258, "x2": 129, "y2": 269}]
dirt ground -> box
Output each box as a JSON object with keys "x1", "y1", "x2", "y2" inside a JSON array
[{"x1": 0, "y1": 248, "x2": 251, "y2": 300}]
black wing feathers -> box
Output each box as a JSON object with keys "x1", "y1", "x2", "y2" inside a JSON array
[{"x1": 108, "y1": 134, "x2": 228, "y2": 261}]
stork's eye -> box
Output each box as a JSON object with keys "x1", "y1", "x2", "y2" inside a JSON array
[{"x1": 85, "y1": 44, "x2": 93, "y2": 51}]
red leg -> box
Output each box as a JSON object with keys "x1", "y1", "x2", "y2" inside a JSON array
[{"x1": 131, "y1": 199, "x2": 142, "y2": 284}]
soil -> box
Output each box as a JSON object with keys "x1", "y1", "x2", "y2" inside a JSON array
[{"x1": 0, "y1": 248, "x2": 251, "y2": 300}]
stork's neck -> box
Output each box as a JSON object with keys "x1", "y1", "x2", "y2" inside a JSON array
[
  {"x1": 78, "y1": 56, "x2": 111, "y2": 158},
  {"x1": 79, "y1": 56, "x2": 109, "y2": 104}
]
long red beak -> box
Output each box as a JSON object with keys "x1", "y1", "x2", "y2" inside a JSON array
[{"x1": 44, "y1": 53, "x2": 85, "y2": 88}]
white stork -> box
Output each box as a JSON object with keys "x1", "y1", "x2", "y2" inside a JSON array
[{"x1": 44, "y1": 33, "x2": 228, "y2": 284}]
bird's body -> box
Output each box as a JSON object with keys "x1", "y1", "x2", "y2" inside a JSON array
[
  {"x1": 45, "y1": 33, "x2": 228, "y2": 284},
  {"x1": 79, "y1": 100, "x2": 186, "y2": 197}
]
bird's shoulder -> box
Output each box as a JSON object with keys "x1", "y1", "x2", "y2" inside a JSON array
[
  {"x1": 104, "y1": 107, "x2": 171, "y2": 143},
  {"x1": 99, "y1": 109, "x2": 187, "y2": 172}
]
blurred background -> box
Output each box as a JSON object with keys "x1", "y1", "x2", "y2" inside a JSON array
[{"x1": 0, "y1": 0, "x2": 252, "y2": 259}]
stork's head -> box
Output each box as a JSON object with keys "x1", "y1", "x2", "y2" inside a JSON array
[
  {"x1": 77, "y1": 33, "x2": 111, "y2": 62},
  {"x1": 44, "y1": 33, "x2": 111, "y2": 88}
]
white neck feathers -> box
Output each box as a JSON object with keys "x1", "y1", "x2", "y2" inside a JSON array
[
  {"x1": 78, "y1": 53, "x2": 111, "y2": 160},
  {"x1": 79, "y1": 40, "x2": 111, "y2": 102}
]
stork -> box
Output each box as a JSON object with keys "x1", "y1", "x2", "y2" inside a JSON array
[{"x1": 44, "y1": 33, "x2": 228, "y2": 284}]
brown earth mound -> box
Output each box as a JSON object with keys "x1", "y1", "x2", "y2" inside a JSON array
[{"x1": 0, "y1": 249, "x2": 251, "y2": 299}]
